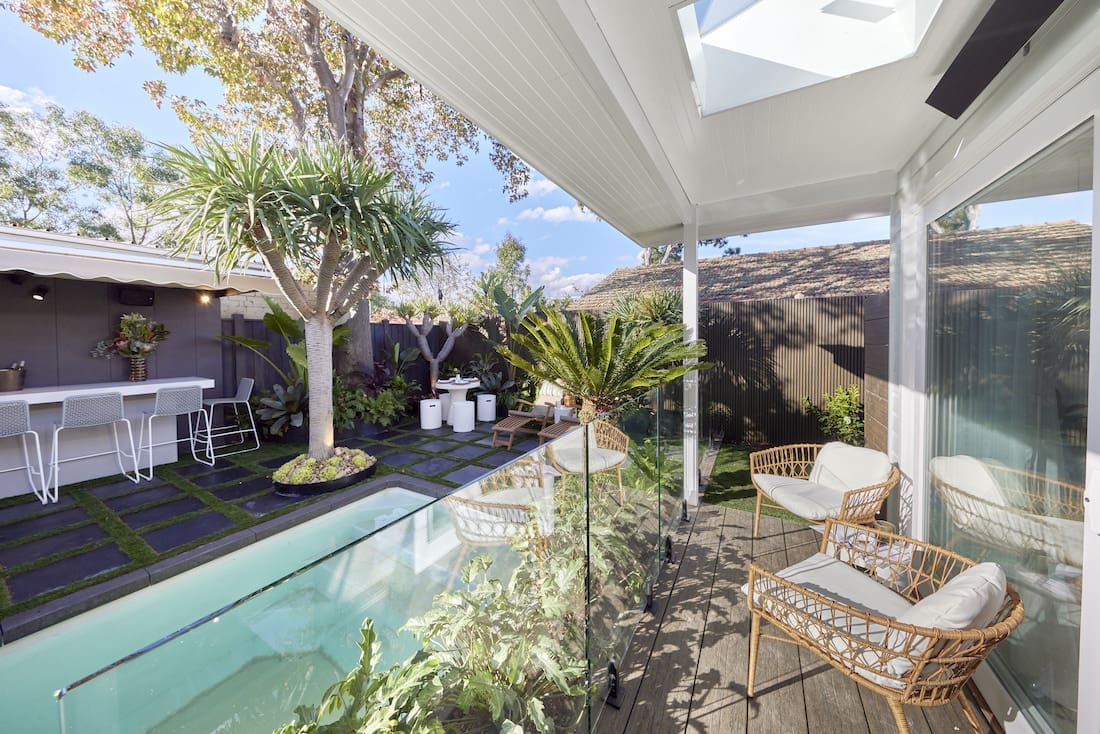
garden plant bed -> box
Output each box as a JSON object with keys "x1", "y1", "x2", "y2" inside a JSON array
[{"x1": 0, "y1": 417, "x2": 537, "y2": 639}]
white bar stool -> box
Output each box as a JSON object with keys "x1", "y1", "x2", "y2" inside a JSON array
[
  {"x1": 0, "y1": 399, "x2": 49, "y2": 503},
  {"x1": 50, "y1": 392, "x2": 139, "y2": 497},
  {"x1": 450, "y1": 401, "x2": 476, "y2": 433},
  {"x1": 199, "y1": 378, "x2": 260, "y2": 458},
  {"x1": 420, "y1": 398, "x2": 442, "y2": 430},
  {"x1": 476, "y1": 393, "x2": 497, "y2": 422},
  {"x1": 138, "y1": 386, "x2": 214, "y2": 480}
]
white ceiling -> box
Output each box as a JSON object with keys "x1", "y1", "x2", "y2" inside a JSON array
[{"x1": 315, "y1": 0, "x2": 992, "y2": 246}]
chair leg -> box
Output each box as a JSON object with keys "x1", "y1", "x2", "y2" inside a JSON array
[
  {"x1": 957, "y1": 691, "x2": 984, "y2": 734},
  {"x1": 887, "y1": 698, "x2": 911, "y2": 734},
  {"x1": 21, "y1": 432, "x2": 49, "y2": 504},
  {"x1": 112, "y1": 419, "x2": 140, "y2": 483},
  {"x1": 753, "y1": 490, "x2": 763, "y2": 537},
  {"x1": 747, "y1": 610, "x2": 761, "y2": 697}
]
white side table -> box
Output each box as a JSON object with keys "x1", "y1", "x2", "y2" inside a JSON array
[{"x1": 553, "y1": 405, "x2": 575, "y2": 424}]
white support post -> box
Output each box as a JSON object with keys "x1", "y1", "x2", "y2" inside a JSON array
[{"x1": 682, "y1": 216, "x2": 700, "y2": 506}]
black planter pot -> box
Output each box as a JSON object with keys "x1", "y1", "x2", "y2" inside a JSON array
[
  {"x1": 273, "y1": 463, "x2": 377, "y2": 497},
  {"x1": 264, "y1": 424, "x2": 308, "y2": 445}
]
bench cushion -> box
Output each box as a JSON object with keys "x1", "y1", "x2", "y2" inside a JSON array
[
  {"x1": 754, "y1": 475, "x2": 845, "y2": 520},
  {"x1": 810, "y1": 442, "x2": 893, "y2": 492}
]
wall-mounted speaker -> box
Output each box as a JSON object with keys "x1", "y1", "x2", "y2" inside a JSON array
[{"x1": 118, "y1": 286, "x2": 155, "y2": 306}]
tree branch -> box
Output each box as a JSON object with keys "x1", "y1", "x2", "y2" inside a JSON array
[
  {"x1": 314, "y1": 229, "x2": 343, "y2": 313},
  {"x1": 332, "y1": 256, "x2": 377, "y2": 310},
  {"x1": 299, "y1": 3, "x2": 345, "y2": 138},
  {"x1": 364, "y1": 68, "x2": 405, "y2": 97},
  {"x1": 254, "y1": 236, "x2": 315, "y2": 319}
]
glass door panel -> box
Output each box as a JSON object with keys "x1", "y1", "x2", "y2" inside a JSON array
[{"x1": 927, "y1": 121, "x2": 1093, "y2": 734}]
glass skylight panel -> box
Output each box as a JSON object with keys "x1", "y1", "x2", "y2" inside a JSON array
[{"x1": 678, "y1": 0, "x2": 943, "y2": 114}]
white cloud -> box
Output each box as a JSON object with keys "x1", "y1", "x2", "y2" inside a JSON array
[
  {"x1": 528, "y1": 255, "x2": 605, "y2": 299},
  {"x1": 472, "y1": 242, "x2": 492, "y2": 255},
  {"x1": 0, "y1": 85, "x2": 56, "y2": 115},
  {"x1": 616, "y1": 255, "x2": 636, "y2": 263},
  {"x1": 517, "y1": 205, "x2": 598, "y2": 224},
  {"x1": 448, "y1": 231, "x2": 493, "y2": 270},
  {"x1": 437, "y1": 180, "x2": 451, "y2": 189},
  {"x1": 521, "y1": 178, "x2": 560, "y2": 197},
  {"x1": 496, "y1": 217, "x2": 510, "y2": 226}
]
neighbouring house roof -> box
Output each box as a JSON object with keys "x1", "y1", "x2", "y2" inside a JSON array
[
  {"x1": 570, "y1": 221, "x2": 1093, "y2": 310},
  {"x1": 571, "y1": 238, "x2": 890, "y2": 311},
  {"x1": 0, "y1": 225, "x2": 281, "y2": 295}
]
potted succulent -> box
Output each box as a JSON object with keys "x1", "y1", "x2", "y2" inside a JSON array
[
  {"x1": 91, "y1": 312, "x2": 169, "y2": 381},
  {"x1": 271, "y1": 446, "x2": 378, "y2": 496}
]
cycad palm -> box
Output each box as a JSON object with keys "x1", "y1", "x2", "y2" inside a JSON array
[
  {"x1": 156, "y1": 135, "x2": 453, "y2": 459},
  {"x1": 499, "y1": 310, "x2": 708, "y2": 418}
]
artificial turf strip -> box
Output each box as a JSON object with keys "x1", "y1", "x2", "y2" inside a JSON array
[{"x1": 702, "y1": 443, "x2": 804, "y2": 524}]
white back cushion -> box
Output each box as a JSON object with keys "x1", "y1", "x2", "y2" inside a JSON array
[
  {"x1": 809, "y1": 442, "x2": 892, "y2": 492},
  {"x1": 896, "y1": 562, "x2": 1006, "y2": 632},
  {"x1": 929, "y1": 455, "x2": 1005, "y2": 507}
]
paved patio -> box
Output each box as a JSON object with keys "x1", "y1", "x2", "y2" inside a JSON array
[
  {"x1": 0, "y1": 417, "x2": 539, "y2": 641},
  {"x1": 598, "y1": 505, "x2": 997, "y2": 734}
]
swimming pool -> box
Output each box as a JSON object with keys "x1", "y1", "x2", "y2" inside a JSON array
[{"x1": 0, "y1": 486, "x2": 511, "y2": 734}]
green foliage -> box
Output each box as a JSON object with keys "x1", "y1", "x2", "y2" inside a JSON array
[
  {"x1": 255, "y1": 382, "x2": 307, "y2": 437},
  {"x1": 500, "y1": 310, "x2": 710, "y2": 416},
  {"x1": 90, "y1": 312, "x2": 169, "y2": 359},
  {"x1": 607, "y1": 289, "x2": 682, "y2": 327},
  {"x1": 271, "y1": 448, "x2": 376, "y2": 485},
  {"x1": 802, "y1": 385, "x2": 864, "y2": 445},
  {"x1": 360, "y1": 388, "x2": 406, "y2": 427},
  {"x1": 333, "y1": 375, "x2": 408, "y2": 430}
]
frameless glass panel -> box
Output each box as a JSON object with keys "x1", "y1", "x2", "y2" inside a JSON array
[{"x1": 927, "y1": 121, "x2": 1093, "y2": 734}]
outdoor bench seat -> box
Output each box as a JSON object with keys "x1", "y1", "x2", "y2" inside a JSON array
[{"x1": 490, "y1": 401, "x2": 554, "y2": 449}]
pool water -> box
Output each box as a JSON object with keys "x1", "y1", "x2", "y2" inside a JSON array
[{"x1": 0, "y1": 487, "x2": 508, "y2": 734}]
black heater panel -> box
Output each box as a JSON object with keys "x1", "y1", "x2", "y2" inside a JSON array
[
  {"x1": 926, "y1": 0, "x2": 1066, "y2": 119},
  {"x1": 118, "y1": 286, "x2": 155, "y2": 306}
]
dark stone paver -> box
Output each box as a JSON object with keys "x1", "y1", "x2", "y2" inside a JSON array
[
  {"x1": 449, "y1": 444, "x2": 495, "y2": 461},
  {"x1": 213, "y1": 477, "x2": 273, "y2": 502},
  {"x1": 0, "y1": 523, "x2": 109, "y2": 569},
  {"x1": 0, "y1": 507, "x2": 89, "y2": 544},
  {"x1": 175, "y1": 462, "x2": 219, "y2": 478},
  {"x1": 0, "y1": 494, "x2": 76, "y2": 526},
  {"x1": 120, "y1": 497, "x2": 207, "y2": 530},
  {"x1": 414, "y1": 427, "x2": 452, "y2": 437},
  {"x1": 142, "y1": 512, "x2": 236, "y2": 553},
  {"x1": 512, "y1": 438, "x2": 541, "y2": 453},
  {"x1": 373, "y1": 430, "x2": 397, "y2": 440},
  {"x1": 103, "y1": 485, "x2": 183, "y2": 512},
  {"x1": 380, "y1": 450, "x2": 425, "y2": 467},
  {"x1": 479, "y1": 451, "x2": 520, "y2": 468},
  {"x1": 89, "y1": 477, "x2": 160, "y2": 501},
  {"x1": 409, "y1": 456, "x2": 460, "y2": 476},
  {"x1": 417, "y1": 439, "x2": 464, "y2": 453},
  {"x1": 5, "y1": 544, "x2": 131, "y2": 603},
  {"x1": 473, "y1": 435, "x2": 498, "y2": 446},
  {"x1": 442, "y1": 464, "x2": 491, "y2": 486},
  {"x1": 259, "y1": 454, "x2": 298, "y2": 469},
  {"x1": 240, "y1": 492, "x2": 300, "y2": 518},
  {"x1": 190, "y1": 466, "x2": 251, "y2": 488}
]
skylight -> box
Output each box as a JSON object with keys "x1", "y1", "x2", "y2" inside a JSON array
[{"x1": 678, "y1": 0, "x2": 943, "y2": 114}]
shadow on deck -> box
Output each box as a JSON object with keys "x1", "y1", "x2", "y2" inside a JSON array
[{"x1": 597, "y1": 504, "x2": 997, "y2": 734}]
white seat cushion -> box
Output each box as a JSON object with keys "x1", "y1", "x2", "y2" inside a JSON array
[
  {"x1": 1042, "y1": 516, "x2": 1084, "y2": 567},
  {"x1": 755, "y1": 553, "x2": 913, "y2": 619},
  {"x1": 550, "y1": 446, "x2": 626, "y2": 473},
  {"x1": 754, "y1": 474, "x2": 845, "y2": 520},
  {"x1": 929, "y1": 455, "x2": 1006, "y2": 508},
  {"x1": 809, "y1": 442, "x2": 893, "y2": 492}
]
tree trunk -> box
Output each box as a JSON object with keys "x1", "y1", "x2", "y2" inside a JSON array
[
  {"x1": 338, "y1": 299, "x2": 373, "y2": 376},
  {"x1": 303, "y1": 314, "x2": 335, "y2": 459}
]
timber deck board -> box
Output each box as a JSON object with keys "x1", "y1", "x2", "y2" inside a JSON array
[{"x1": 597, "y1": 505, "x2": 995, "y2": 734}]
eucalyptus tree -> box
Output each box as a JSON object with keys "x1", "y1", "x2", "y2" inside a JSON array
[
  {"x1": 499, "y1": 310, "x2": 709, "y2": 419},
  {"x1": 157, "y1": 135, "x2": 453, "y2": 459}
]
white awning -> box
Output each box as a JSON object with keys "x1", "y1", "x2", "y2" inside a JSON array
[{"x1": 0, "y1": 226, "x2": 281, "y2": 295}]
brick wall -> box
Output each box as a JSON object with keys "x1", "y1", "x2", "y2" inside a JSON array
[{"x1": 219, "y1": 292, "x2": 294, "y2": 320}]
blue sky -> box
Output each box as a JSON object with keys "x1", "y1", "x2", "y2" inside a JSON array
[{"x1": 5, "y1": 11, "x2": 1088, "y2": 299}]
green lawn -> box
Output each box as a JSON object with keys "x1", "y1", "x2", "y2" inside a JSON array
[{"x1": 703, "y1": 443, "x2": 802, "y2": 523}]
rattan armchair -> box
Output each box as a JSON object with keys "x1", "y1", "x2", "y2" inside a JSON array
[
  {"x1": 747, "y1": 520, "x2": 1024, "y2": 734},
  {"x1": 545, "y1": 420, "x2": 629, "y2": 501},
  {"x1": 750, "y1": 442, "x2": 900, "y2": 537}
]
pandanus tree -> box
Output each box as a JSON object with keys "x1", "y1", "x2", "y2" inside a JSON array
[
  {"x1": 498, "y1": 309, "x2": 710, "y2": 420},
  {"x1": 156, "y1": 136, "x2": 453, "y2": 459}
]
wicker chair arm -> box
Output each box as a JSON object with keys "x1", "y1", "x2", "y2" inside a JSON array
[
  {"x1": 749, "y1": 443, "x2": 823, "y2": 479},
  {"x1": 837, "y1": 465, "x2": 901, "y2": 526}
]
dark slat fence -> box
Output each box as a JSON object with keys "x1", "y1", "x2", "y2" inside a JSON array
[{"x1": 700, "y1": 296, "x2": 869, "y2": 446}]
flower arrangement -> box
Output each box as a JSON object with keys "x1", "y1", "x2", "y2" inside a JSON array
[{"x1": 91, "y1": 313, "x2": 169, "y2": 360}]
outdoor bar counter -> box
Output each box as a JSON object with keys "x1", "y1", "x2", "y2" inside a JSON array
[{"x1": 1, "y1": 377, "x2": 216, "y2": 500}]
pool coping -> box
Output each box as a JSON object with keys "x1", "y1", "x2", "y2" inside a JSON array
[{"x1": 0, "y1": 474, "x2": 452, "y2": 644}]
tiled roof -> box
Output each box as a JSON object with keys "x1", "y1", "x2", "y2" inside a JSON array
[{"x1": 570, "y1": 221, "x2": 1092, "y2": 310}]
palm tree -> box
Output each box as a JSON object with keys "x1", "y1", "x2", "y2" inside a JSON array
[
  {"x1": 157, "y1": 135, "x2": 453, "y2": 459},
  {"x1": 498, "y1": 309, "x2": 709, "y2": 419}
]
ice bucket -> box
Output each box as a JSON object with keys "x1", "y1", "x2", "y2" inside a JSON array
[{"x1": 0, "y1": 368, "x2": 25, "y2": 392}]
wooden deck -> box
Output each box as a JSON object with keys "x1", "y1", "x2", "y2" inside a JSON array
[{"x1": 596, "y1": 503, "x2": 996, "y2": 734}]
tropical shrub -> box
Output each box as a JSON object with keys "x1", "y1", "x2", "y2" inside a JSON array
[
  {"x1": 499, "y1": 309, "x2": 709, "y2": 418},
  {"x1": 254, "y1": 381, "x2": 307, "y2": 437},
  {"x1": 803, "y1": 384, "x2": 864, "y2": 445},
  {"x1": 607, "y1": 289, "x2": 682, "y2": 327},
  {"x1": 272, "y1": 447, "x2": 376, "y2": 485}
]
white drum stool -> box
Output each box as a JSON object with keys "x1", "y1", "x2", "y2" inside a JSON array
[
  {"x1": 440, "y1": 393, "x2": 452, "y2": 425},
  {"x1": 476, "y1": 393, "x2": 497, "y2": 422},
  {"x1": 450, "y1": 401, "x2": 475, "y2": 433},
  {"x1": 420, "y1": 398, "x2": 442, "y2": 430}
]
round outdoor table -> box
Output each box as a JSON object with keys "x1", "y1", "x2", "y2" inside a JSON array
[{"x1": 435, "y1": 378, "x2": 482, "y2": 403}]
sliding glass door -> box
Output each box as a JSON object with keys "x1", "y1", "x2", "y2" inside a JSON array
[{"x1": 926, "y1": 121, "x2": 1093, "y2": 734}]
